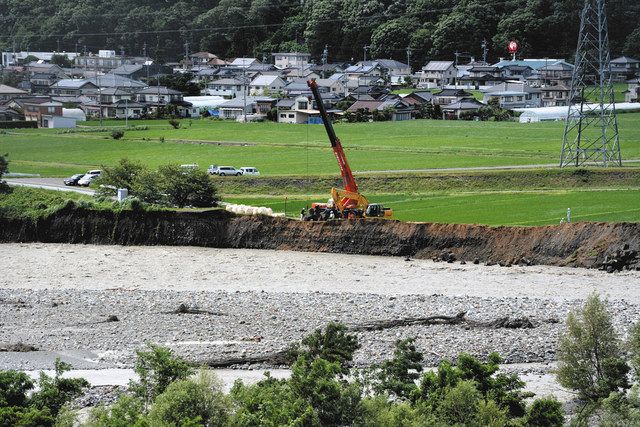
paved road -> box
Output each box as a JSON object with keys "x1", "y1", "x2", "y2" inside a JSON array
[
  {"x1": 354, "y1": 159, "x2": 640, "y2": 175},
  {"x1": 5, "y1": 178, "x2": 95, "y2": 195}
]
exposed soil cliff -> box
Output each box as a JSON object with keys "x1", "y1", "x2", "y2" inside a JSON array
[{"x1": 1, "y1": 206, "x2": 638, "y2": 269}]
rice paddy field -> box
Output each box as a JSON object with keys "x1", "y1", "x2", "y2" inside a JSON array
[{"x1": 2, "y1": 114, "x2": 639, "y2": 225}]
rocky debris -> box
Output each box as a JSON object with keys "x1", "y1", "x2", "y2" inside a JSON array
[
  {"x1": 600, "y1": 244, "x2": 640, "y2": 273},
  {"x1": 1, "y1": 286, "x2": 638, "y2": 371},
  {"x1": 0, "y1": 342, "x2": 38, "y2": 352},
  {"x1": 70, "y1": 385, "x2": 124, "y2": 409}
]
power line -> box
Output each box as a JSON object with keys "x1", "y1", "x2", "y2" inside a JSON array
[{"x1": 0, "y1": 0, "x2": 519, "y2": 41}]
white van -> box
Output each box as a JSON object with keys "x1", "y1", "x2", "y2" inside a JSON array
[
  {"x1": 215, "y1": 166, "x2": 241, "y2": 176},
  {"x1": 239, "y1": 167, "x2": 260, "y2": 176}
]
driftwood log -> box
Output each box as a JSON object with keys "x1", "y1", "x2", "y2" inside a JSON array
[{"x1": 198, "y1": 312, "x2": 538, "y2": 368}]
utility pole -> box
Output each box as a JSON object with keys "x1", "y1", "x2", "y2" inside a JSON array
[
  {"x1": 363, "y1": 45, "x2": 369, "y2": 62},
  {"x1": 184, "y1": 41, "x2": 189, "y2": 70},
  {"x1": 322, "y1": 45, "x2": 328, "y2": 66},
  {"x1": 481, "y1": 39, "x2": 488, "y2": 64},
  {"x1": 406, "y1": 46, "x2": 411, "y2": 70},
  {"x1": 83, "y1": 45, "x2": 87, "y2": 74},
  {"x1": 560, "y1": 0, "x2": 621, "y2": 167},
  {"x1": 243, "y1": 60, "x2": 247, "y2": 122},
  {"x1": 57, "y1": 38, "x2": 60, "y2": 52}
]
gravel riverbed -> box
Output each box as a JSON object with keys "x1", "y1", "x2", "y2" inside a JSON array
[{"x1": 2, "y1": 243, "x2": 638, "y2": 371}]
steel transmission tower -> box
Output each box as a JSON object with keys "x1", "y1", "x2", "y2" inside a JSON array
[{"x1": 560, "y1": 0, "x2": 621, "y2": 167}]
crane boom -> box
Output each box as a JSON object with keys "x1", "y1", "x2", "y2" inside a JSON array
[{"x1": 307, "y1": 79, "x2": 360, "y2": 209}]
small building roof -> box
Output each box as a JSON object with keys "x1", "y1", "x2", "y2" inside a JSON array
[
  {"x1": 0, "y1": 84, "x2": 27, "y2": 94},
  {"x1": 422, "y1": 61, "x2": 454, "y2": 71},
  {"x1": 250, "y1": 75, "x2": 284, "y2": 86},
  {"x1": 433, "y1": 88, "x2": 472, "y2": 97},
  {"x1": 611, "y1": 56, "x2": 640, "y2": 64},
  {"x1": 442, "y1": 98, "x2": 485, "y2": 110},
  {"x1": 136, "y1": 86, "x2": 183, "y2": 95},
  {"x1": 50, "y1": 79, "x2": 97, "y2": 89}
]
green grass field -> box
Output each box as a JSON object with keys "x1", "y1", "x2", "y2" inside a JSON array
[
  {"x1": 2, "y1": 115, "x2": 639, "y2": 225},
  {"x1": 226, "y1": 188, "x2": 640, "y2": 226},
  {"x1": 2, "y1": 114, "x2": 639, "y2": 177}
]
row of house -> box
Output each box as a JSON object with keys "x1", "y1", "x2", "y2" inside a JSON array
[{"x1": 2, "y1": 48, "x2": 639, "y2": 126}]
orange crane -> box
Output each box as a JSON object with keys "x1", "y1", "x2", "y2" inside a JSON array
[{"x1": 306, "y1": 79, "x2": 392, "y2": 219}]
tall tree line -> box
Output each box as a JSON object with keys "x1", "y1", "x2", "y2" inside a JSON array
[{"x1": 0, "y1": 0, "x2": 638, "y2": 67}]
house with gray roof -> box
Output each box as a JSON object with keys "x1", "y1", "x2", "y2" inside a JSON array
[
  {"x1": 0, "y1": 84, "x2": 28, "y2": 102},
  {"x1": 419, "y1": 61, "x2": 456, "y2": 88},
  {"x1": 538, "y1": 61, "x2": 574, "y2": 86},
  {"x1": 441, "y1": 98, "x2": 486, "y2": 119},
  {"x1": 611, "y1": 56, "x2": 640, "y2": 82},
  {"x1": 483, "y1": 82, "x2": 542, "y2": 109},
  {"x1": 249, "y1": 75, "x2": 286, "y2": 96},
  {"x1": 432, "y1": 88, "x2": 473, "y2": 106},
  {"x1": 541, "y1": 84, "x2": 571, "y2": 107},
  {"x1": 205, "y1": 78, "x2": 248, "y2": 98},
  {"x1": 49, "y1": 79, "x2": 99, "y2": 96},
  {"x1": 217, "y1": 96, "x2": 276, "y2": 120},
  {"x1": 346, "y1": 98, "x2": 413, "y2": 121}
]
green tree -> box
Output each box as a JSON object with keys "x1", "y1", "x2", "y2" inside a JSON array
[
  {"x1": 556, "y1": 293, "x2": 630, "y2": 401},
  {"x1": 129, "y1": 343, "x2": 194, "y2": 407},
  {"x1": 374, "y1": 338, "x2": 423, "y2": 400},
  {"x1": 289, "y1": 355, "x2": 362, "y2": 426},
  {"x1": 157, "y1": 164, "x2": 218, "y2": 208},
  {"x1": 95, "y1": 158, "x2": 147, "y2": 199},
  {"x1": 50, "y1": 54, "x2": 73, "y2": 68},
  {"x1": 370, "y1": 19, "x2": 413, "y2": 60}
]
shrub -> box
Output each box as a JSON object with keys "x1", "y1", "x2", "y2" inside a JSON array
[
  {"x1": 129, "y1": 343, "x2": 194, "y2": 406},
  {"x1": 287, "y1": 321, "x2": 360, "y2": 373},
  {"x1": 0, "y1": 153, "x2": 10, "y2": 194},
  {"x1": 525, "y1": 397, "x2": 565, "y2": 427},
  {"x1": 230, "y1": 373, "x2": 316, "y2": 427},
  {"x1": 110, "y1": 130, "x2": 124, "y2": 140},
  {"x1": 87, "y1": 393, "x2": 146, "y2": 427},
  {"x1": 357, "y1": 396, "x2": 436, "y2": 427},
  {"x1": 30, "y1": 359, "x2": 89, "y2": 417},
  {"x1": 630, "y1": 321, "x2": 640, "y2": 378},
  {"x1": 0, "y1": 371, "x2": 34, "y2": 407},
  {"x1": 168, "y1": 119, "x2": 180, "y2": 129},
  {"x1": 556, "y1": 293, "x2": 630, "y2": 401},
  {"x1": 147, "y1": 371, "x2": 229, "y2": 427},
  {"x1": 436, "y1": 380, "x2": 481, "y2": 425}
]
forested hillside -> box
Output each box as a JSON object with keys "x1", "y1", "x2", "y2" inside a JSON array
[{"x1": 0, "y1": 0, "x2": 638, "y2": 66}]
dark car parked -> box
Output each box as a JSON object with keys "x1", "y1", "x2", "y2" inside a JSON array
[{"x1": 64, "y1": 174, "x2": 85, "y2": 186}]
